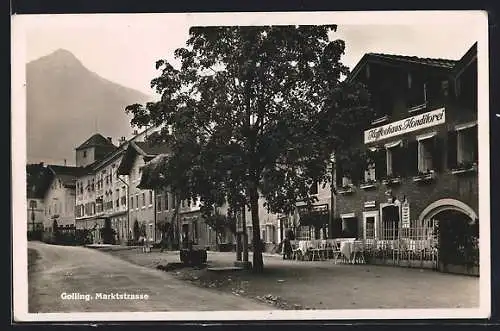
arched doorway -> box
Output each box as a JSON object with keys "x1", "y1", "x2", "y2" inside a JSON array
[{"x1": 419, "y1": 199, "x2": 479, "y2": 275}]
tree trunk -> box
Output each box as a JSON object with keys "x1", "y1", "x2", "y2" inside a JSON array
[{"x1": 249, "y1": 182, "x2": 264, "y2": 272}]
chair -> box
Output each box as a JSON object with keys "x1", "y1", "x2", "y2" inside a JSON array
[
  {"x1": 329, "y1": 240, "x2": 342, "y2": 264},
  {"x1": 351, "y1": 240, "x2": 366, "y2": 264}
]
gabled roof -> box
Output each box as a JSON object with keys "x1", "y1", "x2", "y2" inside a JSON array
[
  {"x1": 347, "y1": 52, "x2": 458, "y2": 83},
  {"x1": 453, "y1": 42, "x2": 477, "y2": 79},
  {"x1": 75, "y1": 133, "x2": 116, "y2": 151},
  {"x1": 47, "y1": 165, "x2": 89, "y2": 188},
  {"x1": 117, "y1": 141, "x2": 171, "y2": 175},
  {"x1": 137, "y1": 154, "x2": 170, "y2": 190}
]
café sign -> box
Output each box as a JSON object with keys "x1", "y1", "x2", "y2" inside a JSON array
[{"x1": 364, "y1": 108, "x2": 445, "y2": 144}]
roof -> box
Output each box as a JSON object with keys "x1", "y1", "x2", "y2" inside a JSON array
[
  {"x1": 137, "y1": 154, "x2": 170, "y2": 190},
  {"x1": 347, "y1": 52, "x2": 458, "y2": 83},
  {"x1": 117, "y1": 141, "x2": 171, "y2": 175},
  {"x1": 47, "y1": 165, "x2": 89, "y2": 188},
  {"x1": 453, "y1": 42, "x2": 477, "y2": 79},
  {"x1": 75, "y1": 133, "x2": 116, "y2": 151},
  {"x1": 134, "y1": 141, "x2": 172, "y2": 157}
]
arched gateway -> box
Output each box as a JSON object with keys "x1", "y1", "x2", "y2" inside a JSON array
[
  {"x1": 418, "y1": 198, "x2": 479, "y2": 276},
  {"x1": 418, "y1": 198, "x2": 478, "y2": 225}
]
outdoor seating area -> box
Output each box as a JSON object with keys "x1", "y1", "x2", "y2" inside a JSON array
[{"x1": 288, "y1": 239, "x2": 365, "y2": 264}]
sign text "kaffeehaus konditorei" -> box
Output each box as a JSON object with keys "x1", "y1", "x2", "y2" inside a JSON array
[{"x1": 364, "y1": 108, "x2": 446, "y2": 144}]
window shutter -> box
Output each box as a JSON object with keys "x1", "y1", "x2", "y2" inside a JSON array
[
  {"x1": 335, "y1": 162, "x2": 343, "y2": 187},
  {"x1": 447, "y1": 131, "x2": 458, "y2": 169},
  {"x1": 406, "y1": 140, "x2": 419, "y2": 175},
  {"x1": 375, "y1": 149, "x2": 387, "y2": 179},
  {"x1": 432, "y1": 136, "x2": 443, "y2": 171}
]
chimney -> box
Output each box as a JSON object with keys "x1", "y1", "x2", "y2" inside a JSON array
[
  {"x1": 107, "y1": 137, "x2": 112, "y2": 143},
  {"x1": 64, "y1": 159, "x2": 67, "y2": 166},
  {"x1": 133, "y1": 130, "x2": 138, "y2": 136},
  {"x1": 119, "y1": 136, "x2": 126, "y2": 144}
]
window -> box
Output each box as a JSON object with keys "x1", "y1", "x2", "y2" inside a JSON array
[
  {"x1": 335, "y1": 162, "x2": 353, "y2": 188},
  {"x1": 181, "y1": 200, "x2": 185, "y2": 208},
  {"x1": 142, "y1": 193, "x2": 145, "y2": 208},
  {"x1": 149, "y1": 191, "x2": 153, "y2": 206},
  {"x1": 448, "y1": 123, "x2": 478, "y2": 169},
  {"x1": 365, "y1": 217, "x2": 375, "y2": 239},
  {"x1": 385, "y1": 141, "x2": 404, "y2": 177},
  {"x1": 130, "y1": 196, "x2": 134, "y2": 209},
  {"x1": 83, "y1": 151, "x2": 87, "y2": 158},
  {"x1": 416, "y1": 133, "x2": 439, "y2": 172},
  {"x1": 407, "y1": 72, "x2": 427, "y2": 111},
  {"x1": 165, "y1": 193, "x2": 169, "y2": 211},
  {"x1": 136, "y1": 194, "x2": 139, "y2": 210}
]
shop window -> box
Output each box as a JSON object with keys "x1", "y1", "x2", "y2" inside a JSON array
[{"x1": 341, "y1": 216, "x2": 358, "y2": 238}]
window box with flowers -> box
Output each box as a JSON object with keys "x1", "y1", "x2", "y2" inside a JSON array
[
  {"x1": 412, "y1": 169, "x2": 437, "y2": 183},
  {"x1": 359, "y1": 179, "x2": 378, "y2": 190},
  {"x1": 451, "y1": 161, "x2": 478, "y2": 175},
  {"x1": 338, "y1": 183, "x2": 355, "y2": 195},
  {"x1": 382, "y1": 175, "x2": 402, "y2": 186}
]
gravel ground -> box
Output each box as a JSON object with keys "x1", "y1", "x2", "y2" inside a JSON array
[{"x1": 108, "y1": 248, "x2": 480, "y2": 310}]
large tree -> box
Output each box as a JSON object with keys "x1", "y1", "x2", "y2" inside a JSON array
[{"x1": 126, "y1": 25, "x2": 372, "y2": 272}]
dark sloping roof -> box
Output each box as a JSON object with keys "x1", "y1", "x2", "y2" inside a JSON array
[
  {"x1": 75, "y1": 133, "x2": 116, "y2": 151},
  {"x1": 117, "y1": 141, "x2": 171, "y2": 175},
  {"x1": 347, "y1": 52, "x2": 458, "y2": 83},
  {"x1": 137, "y1": 154, "x2": 170, "y2": 190},
  {"x1": 366, "y1": 53, "x2": 457, "y2": 69},
  {"x1": 134, "y1": 141, "x2": 172, "y2": 157}
]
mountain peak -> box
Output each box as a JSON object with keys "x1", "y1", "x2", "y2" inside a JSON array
[{"x1": 29, "y1": 48, "x2": 84, "y2": 68}]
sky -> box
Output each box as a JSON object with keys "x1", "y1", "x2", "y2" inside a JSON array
[{"x1": 18, "y1": 12, "x2": 485, "y2": 97}]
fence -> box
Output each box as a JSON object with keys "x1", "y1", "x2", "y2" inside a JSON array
[{"x1": 362, "y1": 222, "x2": 439, "y2": 270}]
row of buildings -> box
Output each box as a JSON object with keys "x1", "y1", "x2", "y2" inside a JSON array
[{"x1": 26, "y1": 42, "x2": 479, "y2": 255}]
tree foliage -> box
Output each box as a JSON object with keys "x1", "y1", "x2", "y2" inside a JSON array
[{"x1": 126, "y1": 25, "x2": 372, "y2": 272}]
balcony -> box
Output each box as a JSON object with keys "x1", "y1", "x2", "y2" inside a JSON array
[
  {"x1": 412, "y1": 170, "x2": 437, "y2": 183},
  {"x1": 451, "y1": 162, "x2": 478, "y2": 175}
]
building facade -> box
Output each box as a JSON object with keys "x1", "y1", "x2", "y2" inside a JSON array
[
  {"x1": 117, "y1": 140, "x2": 171, "y2": 243},
  {"x1": 43, "y1": 165, "x2": 81, "y2": 229},
  {"x1": 333, "y1": 44, "x2": 478, "y2": 272}
]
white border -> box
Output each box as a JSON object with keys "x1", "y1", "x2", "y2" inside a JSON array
[{"x1": 12, "y1": 10, "x2": 490, "y2": 321}]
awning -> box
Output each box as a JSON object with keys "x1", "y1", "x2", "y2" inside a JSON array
[
  {"x1": 384, "y1": 140, "x2": 402, "y2": 149},
  {"x1": 455, "y1": 121, "x2": 477, "y2": 131},
  {"x1": 416, "y1": 131, "x2": 437, "y2": 141}
]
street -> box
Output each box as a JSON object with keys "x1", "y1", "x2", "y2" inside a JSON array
[{"x1": 28, "y1": 242, "x2": 269, "y2": 312}]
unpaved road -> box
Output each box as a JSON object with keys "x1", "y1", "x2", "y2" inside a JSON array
[{"x1": 28, "y1": 242, "x2": 270, "y2": 312}]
